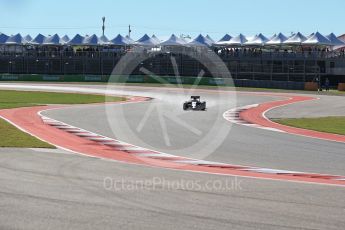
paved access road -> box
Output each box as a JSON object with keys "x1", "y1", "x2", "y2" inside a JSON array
[{"x1": 0, "y1": 148, "x2": 344, "y2": 230}]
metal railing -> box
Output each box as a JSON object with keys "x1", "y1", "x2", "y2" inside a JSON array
[{"x1": 0, "y1": 49, "x2": 344, "y2": 59}]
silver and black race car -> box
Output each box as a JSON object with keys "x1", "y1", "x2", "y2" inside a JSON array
[{"x1": 183, "y1": 96, "x2": 206, "y2": 111}]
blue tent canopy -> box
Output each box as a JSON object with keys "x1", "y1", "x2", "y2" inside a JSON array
[
  {"x1": 188, "y1": 34, "x2": 213, "y2": 46},
  {"x1": 327, "y1": 33, "x2": 344, "y2": 46},
  {"x1": 5, "y1": 33, "x2": 25, "y2": 45},
  {"x1": 302, "y1": 32, "x2": 332, "y2": 46},
  {"x1": 218, "y1": 34, "x2": 232, "y2": 42},
  {"x1": 67, "y1": 34, "x2": 84, "y2": 45},
  {"x1": 30, "y1": 34, "x2": 46, "y2": 45},
  {"x1": 111, "y1": 34, "x2": 133, "y2": 45},
  {"x1": 43, "y1": 34, "x2": 61, "y2": 45},
  {"x1": 0, "y1": 33, "x2": 9, "y2": 44},
  {"x1": 136, "y1": 34, "x2": 160, "y2": 46}
]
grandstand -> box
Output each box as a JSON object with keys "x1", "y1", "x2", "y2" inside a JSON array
[{"x1": 0, "y1": 32, "x2": 345, "y2": 87}]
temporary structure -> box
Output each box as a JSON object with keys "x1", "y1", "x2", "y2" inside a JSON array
[
  {"x1": 216, "y1": 34, "x2": 232, "y2": 45},
  {"x1": 99, "y1": 35, "x2": 111, "y2": 45},
  {"x1": 188, "y1": 34, "x2": 213, "y2": 46},
  {"x1": 125, "y1": 35, "x2": 134, "y2": 44},
  {"x1": 43, "y1": 34, "x2": 61, "y2": 45},
  {"x1": 5, "y1": 33, "x2": 25, "y2": 44},
  {"x1": 284, "y1": 32, "x2": 307, "y2": 45},
  {"x1": 111, "y1": 34, "x2": 133, "y2": 45},
  {"x1": 245, "y1": 33, "x2": 269, "y2": 46},
  {"x1": 61, "y1": 35, "x2": 70, "y2": 44},
  {"x1": 0, "y1": 33, "x2": 9, "y2": 44},
  {"x1": 23, "y1": 34, "x2": 32, "y2": 43},
  {"x1": 151, "y1": 35, "x2": 161, "y2": 44},
  {"x1": 30, "y1": 33, "x2": 46, "y2": 45},
  {"x1": 302, "y1": 32, "x2": 331, "y2": 46},
  {"x1": 160, "y1": 34, "x2": 187, "y2": 46},
  {"x1": 82, "y1": 34, "x2": 99, "y2": 45},
  {"x1": 205, "y1": 35, "x2": 215, "y2": 45},
  {"x1": 326, "y1": 33, "x2": 344, "y2": 46},
  {"x1": 67, "y1": 34, "x2": 84, "y2": 45},
  {"x1": 266, "y1": 33, "x2": 288, "y2": 45},
  {"x1": 221, "y1": 34, "x2": 247, "y2": 46},
  {"x1": 307, "y1": 33, "x2": 315, "y2": 39},
  {"x1": 0, "y1": 31, "x2": 342, "y2": 48},
  {"x1": 136, "y1": 34, "x2": 160, "y2": 46}
]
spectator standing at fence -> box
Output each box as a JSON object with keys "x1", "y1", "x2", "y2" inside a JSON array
[
  {"x1": 314, "y1": 76, "x2": 322, "y2": 91},
  {"x1": 325, "y1": 78, "x2": 330, "y2": 91}
]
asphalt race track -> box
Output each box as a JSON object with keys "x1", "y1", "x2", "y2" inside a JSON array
[{"x1": 0, "y1": 83, "x2": 344, "y2": 230}]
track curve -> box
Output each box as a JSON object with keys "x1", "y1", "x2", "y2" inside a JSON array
[
  {"x1": 0, "y1": 83, "x2": 344, "y2": 176},
  {"x1": 0, "y1": 83, "x2": 345, "y2": 230}
]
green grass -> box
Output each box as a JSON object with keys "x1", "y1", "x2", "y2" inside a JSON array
[
  {"x1": 0, "y1": 119, "x2": 54, "y2": 148},
  {"x1": 0, "y1": 90, "x2": 124, "y2": 109},
  {"x1": 275, "y1": 117, "x2": 345, "y2": 135},
  {"x1": 0, "y1": 90, "x2": 124, "y2": 148}
]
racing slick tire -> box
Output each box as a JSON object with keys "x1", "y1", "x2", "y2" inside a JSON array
[{"x1": 183, "y1": 102, "x2": 188, "y2": 111}]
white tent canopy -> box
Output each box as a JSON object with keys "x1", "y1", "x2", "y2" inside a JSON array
[
  {"x1": 245, "y1": 33, "x2": 269, "y2": 46},
  {"x1": 221, "y1": 34, "x2": 247, "y2": 46},
  {"x1": 67, "y1": 34, "x2": 84, "y2": 45},
  {"x1": 205, "y1": 35, "x2": 215, "y2": 45},
  {"x1": 30, "y1": 34, "x2": 46, "y2": 45},
  {"x1": 43, "y1": 34, "x2": 61, "y2": 45},
  {"x1": 135, "y1": 34, "x2": 160, "y2": 46},
  {"x1": 61, "y1": 35, "x2": 70, "y2": 44},
  {"x1": 111, "y1": 34, "x2": 133, "y2": 45},
  {"x1": 151, "y1": 35, "x2": 161, "y2": 44},
  {"x1": 160, "y1": 34, "x2": 187, "y2": 46},
  {"x1": 182, "y1": 36, "x2": 192, "y2": 43},
  {"x1": 307, "y1": 33, "x2": 315, "y2": 39},
  {"x1": 82, "y1": 34, "x2": 99, "y2": 45},
  {"x1": 284, "y1": 32, "x2": 307, "y2": 45},
  {"x1": 0, "y1": 32, "x2": 342, "y2": 48},
  {"x1": 188, "y1": 34, "x2": 212, "y2": 46},
  {"x1": 98, "y1": 35, "x2": 111, "y2": 45},
  {"x1": 125, "y1": 35, "x2": 134, "y2": 44},
  {"x1": 266, "y1": 33, "x2": 288, "y2": 45},
  {"x1": 302, "y1": 32, "x2": 331, "y2": 46},
  {"x1": 23, "y1": 34, "x2": 32, "y2": 43}
]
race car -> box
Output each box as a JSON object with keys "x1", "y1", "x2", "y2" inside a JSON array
[{"x1": 183, "y1": 96, "x2": 206, "y2": 111}]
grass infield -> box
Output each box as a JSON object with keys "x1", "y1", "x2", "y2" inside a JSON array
[
  {"x1": 275, "y1": 117, "x2": 345, "y2": 136},
  {"x1": 0, "y1": 90, "x2": 124, "y2": 109},
  {"x1": 0, "y1": 119, "x2": 54, "y2": 148},
  {"x1": 0, "y1": 90, "x2": 124, "y2": 148}
]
